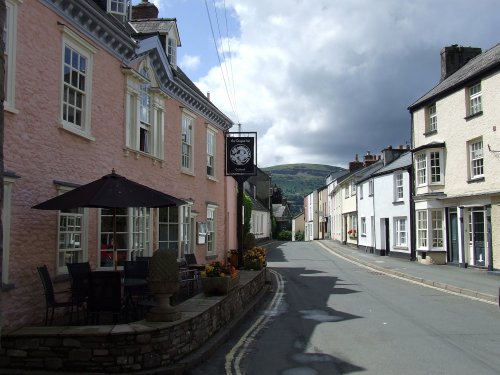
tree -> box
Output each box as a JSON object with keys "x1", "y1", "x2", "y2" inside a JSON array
[{"x1": 271, "y1": 184, "x2": 283, "y2": 204}]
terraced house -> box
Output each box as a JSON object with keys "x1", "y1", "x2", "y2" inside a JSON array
[
  {"x1": 2, "y1": 0, "x2": 236, "y2": 328},
  {"x1": 409, "y1": 44, "x2": 500, "y2": 270}
]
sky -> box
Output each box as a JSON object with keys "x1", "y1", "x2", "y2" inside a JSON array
[{"x1": 147, "y1": 0, "x2": 499, "y2": 169}]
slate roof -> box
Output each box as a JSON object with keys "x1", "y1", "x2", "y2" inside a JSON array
[
  {"x1": 272, "y1": 204, "x2": 290, "y2": 219},
  {"x1": 353, "y1": 160, "x2": 385, "y2": 184},
  {"x1": 409, "y1": 43, "x2": 500, "y2": 110},
  {"x1": 249, "y1": 196, "x2": 268, "y2": 212},
  {"x1": 373, "y1": 152, "x2": 412, "y2": 176}
]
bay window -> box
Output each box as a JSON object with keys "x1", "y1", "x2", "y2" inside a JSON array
[
  {"x1": 415, "y1": 149, "x2": 444, "y2": 187},
  {"x1": 416, "y1": 209, "x2": 444, "y2": 250}
]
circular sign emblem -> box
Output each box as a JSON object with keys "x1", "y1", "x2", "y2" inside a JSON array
[{"x1": 230, "y1": 144, "x2": 252, "y2": 165}]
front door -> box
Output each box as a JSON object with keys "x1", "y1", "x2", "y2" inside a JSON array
[
  {"x1": 448, "y1": 211, "x2": 459, "y2": 263},
  {"x1": 469, "y1": 208, "x2": 485, "y2": 267}
]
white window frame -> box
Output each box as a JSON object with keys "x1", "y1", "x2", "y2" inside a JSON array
[
  {"x1": 469, "y1": 139, "x2": 484, "y2": 179},
  {"x1": 469, "y1": 82, "x2": 482, "y2": 116},
  {"x1": 431, "y1": 209, "x2": 444, "y2": 248},
  {"x1": 394, "y1": 172, "x2": 404, "y2": 201},
  {"x1": 139, "y1": 67, "x2": 152, "y2": 154},
  {"x1": 124, "y1": 62, "x2": 165, "y2": 160},
  {"x1": 99, "y1": 207, "x2": 151, "y2": 269},
  {"x1": 428, "y1": 103, "x2": 437, "y2": 132},
  {"x1": 417, "y1": 210, "x2": 428, "y2": 249},
  {"x1": 60, "y1": 27, "x2": 95, "y2": 140},
  {"x1": 350, "y1": 181, "x2": 356, "y2": 195},
  {"x1": 206, "y1": 205, "x2": 217, "y2": 255},
  {"x1": 108, "y1": 0, "x2": 127, "y2": 16},
  {"x1": 416, "y1": 149, "x2": 444, "y2": 187},
  {"x1": 361, "y1": 217, "x2": 366, "y2": 236},
  {"x1": 430, "y1": 151, "x2": 441, "y2": 183},
  {"x1": 416, "y1": 153, "x2": 426, "y2": 186},
  {"x1": 394, "y1": 217, "x2": 407, "y2": 247},
  {"x1": 368, "y1": 179, "x2": 374, "y2": 196},
  {"x1": 167, "y1": 37, "x2": 177, "y2": 65},
  {"x1": 158, "y1": 206, "x2": 179, "y2": 253},
  {"x1": 359, "y1": 183, "x2": 364, "y2": 199},
  {"x1": 180, "y1": 205, "x2": 192, "y2": 259},
  {"x1": 57, "y1": 185, "x2": 89, "y2": 275},
  {"x1": 207, "y1": 127, "x2": 216, "y2": 178},
  {"x1": 4, "y1": 0, "x2": 21, "y2": 113},
  {"x1": 181, "y1": 112, "x2": 195, "y2": 173}
]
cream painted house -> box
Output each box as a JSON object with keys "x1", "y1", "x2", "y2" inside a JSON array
[{"x1": 409, "y1": 44, "x2": 500, "y2": 270}]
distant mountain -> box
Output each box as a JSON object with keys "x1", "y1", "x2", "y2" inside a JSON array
[{"x1": 262, "y1": 164, "x2": 345, "y2": 216}]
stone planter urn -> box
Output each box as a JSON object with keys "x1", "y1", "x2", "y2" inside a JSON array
[
  {"x1": 146, "y1": 249, "x2": 181, "y2": 322},
  {"x1": 201, "y1": 274, "x2": 239, "y2": 296}
]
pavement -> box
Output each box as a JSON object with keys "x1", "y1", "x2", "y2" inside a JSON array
[{"x1": 317, "y1": 239, "x2": 500, "y2": 306}]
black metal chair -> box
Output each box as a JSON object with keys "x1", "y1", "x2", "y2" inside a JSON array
[
  {"x1": 87, "y1": 271, "x2": 123, "y2": 324},
  {"x1": 123, "y1": 260, "x2": 151, "y2": 320},
  {"x1": 37, "y1": 265, "x2": 76, "y2": 326},
  {"x1": 66, "y1": 262, "x2": 91, "y2": 306},
  {"x1": 184, "y1": 253, "x2": 198, "y2": 266}
]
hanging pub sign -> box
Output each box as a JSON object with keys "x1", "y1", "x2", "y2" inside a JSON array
[{"x1": 225, "y1": 132, "x2": 257, "y2": 176}]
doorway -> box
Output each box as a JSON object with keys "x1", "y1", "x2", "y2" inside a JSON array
[
  {"x1": 469, "y1": 207, "x2": 486, "y2": 267},
  {"x1": 448, "y1": 210, "x2": 459, "y2": 263}
]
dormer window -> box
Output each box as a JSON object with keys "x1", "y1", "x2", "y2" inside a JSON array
[
  {"x1": 108, "y1": 0, "x2": 128, "y2": 21},
  {"x1": 167, "y1": 37, "x2": 177, "y2": 65}
]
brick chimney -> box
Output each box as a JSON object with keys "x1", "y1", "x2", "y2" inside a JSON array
[
  {"x1": 363, "y1": 151, "x2": 378, "y2": 166},
  {"x1": 349, "y1": 154, "x2": 364, "y2": 172},
  {"x1": 132, "y1": 0, "x2": 159, "y2": 20},
  {"x1": 382, "y1": 145, "x2": 407, "y2": 165},
  {"x1": 440, "y1": 45, "x2": 481, "y2": 82}
]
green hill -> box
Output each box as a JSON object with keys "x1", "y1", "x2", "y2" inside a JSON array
[{"x1": 262, "y1": 163, "x2": 345, "y2": 216}]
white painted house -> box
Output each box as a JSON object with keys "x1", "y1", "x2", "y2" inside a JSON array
[
  {"x1": 370, "y1": 150, "x2": 412, "y2": 257},
  {"x1": 304, "y1": 190, "x2": 318, "y2": 241},
  {"x1": 408, "y1": 44, "x2": 500, "y2": 270}
]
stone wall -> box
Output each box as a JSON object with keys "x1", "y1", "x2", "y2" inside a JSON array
[{"x1": 0, "y1": 270, "x2": 267, "y2": 373}]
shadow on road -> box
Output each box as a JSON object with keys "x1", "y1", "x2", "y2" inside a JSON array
[{"x1": 258, "y1": 241, "x2": 365, "y2": 374}]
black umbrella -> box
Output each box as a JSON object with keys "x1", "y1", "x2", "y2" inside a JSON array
[{"x1": 33, "y1": 170, "x2": 186, "y2": 269}]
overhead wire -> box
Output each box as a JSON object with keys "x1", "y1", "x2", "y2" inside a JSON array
[{"x1": 204, "y1": 0, "x2": 240, "y2": 124}]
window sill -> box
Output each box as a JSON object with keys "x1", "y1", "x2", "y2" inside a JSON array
[
  {"x1": 392, "y1": 200, "x2": 404, "y2": 205},
  {"x1": 393, "y1": 246, "x2": 408, "y2": 250},
  {"x1": 464, "y1": 111, "x2": 483, "y2": 121},
  {"x1": 207, "y1": 175, "x2": 218, "y2": 182},
  {"x1": 181, "y1": 168, "x2": 195, "y2": 177},
  {"x1": 467, "y1": 177, "x2": 484, "y2": 184},
  {"x1": 59, "y1": 122, "x2": 95, "y2": 141},
  {"x1": 423, "y1": 129, "x2": 437, "y2": 136},
  {"x1": 123, "y1": 148, "x2": 164, "y2": 166},
  {"x1": 4, "y1": 103, "x2": 19, "y2": 114}
]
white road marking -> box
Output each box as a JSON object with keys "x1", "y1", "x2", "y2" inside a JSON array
[{"x1": 225, "y1": 268, "x2": 285, "y2": 375}]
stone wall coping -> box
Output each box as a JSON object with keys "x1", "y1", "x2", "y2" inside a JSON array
[{"x1": 2, "y1": 271, "x2": 260, "y2": 339}]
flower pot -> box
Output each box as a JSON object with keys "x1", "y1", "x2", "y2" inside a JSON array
[{"x1": 201, "y1": 274, "x2": 239, "y2": 295}]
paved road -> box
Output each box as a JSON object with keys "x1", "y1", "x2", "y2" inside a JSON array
[{"x1": 188, "y1": 241, "x2": 500, "y2": 375}]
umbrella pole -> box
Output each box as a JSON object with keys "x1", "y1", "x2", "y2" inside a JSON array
[{"x1": 113, "y1": 208, "x2": 117, "y2": 271}]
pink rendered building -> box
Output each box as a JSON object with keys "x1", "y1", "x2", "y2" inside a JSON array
[{"x1": 1, "y1": 0, "x2": 237, "y2": 328}]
